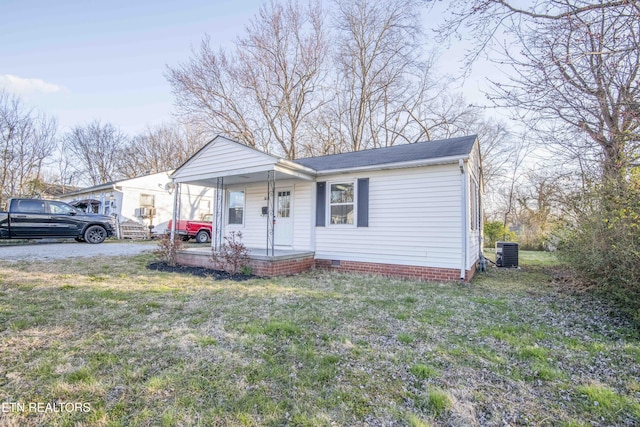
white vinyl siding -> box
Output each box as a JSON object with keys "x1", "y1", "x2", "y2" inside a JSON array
[
  {"x1": 315, "y1": 164, "x2": 463, "y2": 269},
  {"x1": 168, "y1": 134, "x2": 482, "y2": 272},
  {"x1": 223, "y1": 180, "x2": 313, "y2": 251},
  {"x1": 292, "y1": 182, "x2": 312, "y2": 250},
  {"x1": 119, "y1": 178, "x2": 212, "y2": 234},
  {"x1": 57, "y1": 171, "x2": 213, "y2": 235},
  {"x1": 172, "y1": 136, "x2": 277, "y2": 182},
  {"x1": 225, "y1": 184, "x2": 264, "y2": 248}
]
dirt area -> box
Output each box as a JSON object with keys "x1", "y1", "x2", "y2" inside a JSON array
[{"x1": 147, "y1": 261, "x2": 255, "y2": 281}]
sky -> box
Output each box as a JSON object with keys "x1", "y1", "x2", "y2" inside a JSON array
[{"x1": 0, "y1": 0, "x2": 497, "y2": 136}]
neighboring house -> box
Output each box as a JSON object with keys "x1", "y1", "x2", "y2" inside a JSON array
[
  {"x1": 58, "y1": 171, "x2": 213, "y2": 236},
  {"x1": 0, "y1": 182, "x2": 77, "y2": 209},
  {"x1": 170, "y1": 135, "x2": 483, "y2": 281},
  {"x1": 31, "y1": 182, "x2": 79, "y2": 199}
]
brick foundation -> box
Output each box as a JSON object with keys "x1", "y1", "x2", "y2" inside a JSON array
[
  {"x1": 250, "y1": 256, "x2": 316, "y2": 277},
  {"x1": 175, "y1": 250, "x2": 315, "y2": 277},
  {"x1": 315, "y1": 259, "x2": 477, "y2": 282},
  {"x1": 465, "y1": 262, "x2": 477, "y2": 282},
  {"x1": 175, "y1": 249, "x2": 477, "y2": 282}
]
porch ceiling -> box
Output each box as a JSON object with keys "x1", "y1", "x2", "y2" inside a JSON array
[{"x1": 175, "y1": 164, "x2": 315, "y2": 188}]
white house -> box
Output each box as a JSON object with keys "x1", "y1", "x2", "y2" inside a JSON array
[
  {"x1": 170, "y1": 135, "x2": 483, "y2": 281},
  {"x1": 58, "y1": 171, "x2": 213, "y2": 236}
]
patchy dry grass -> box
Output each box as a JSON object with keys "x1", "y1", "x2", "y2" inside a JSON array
[{"x1": 0, "y1": 251, "x2": 639, "y2": 426}]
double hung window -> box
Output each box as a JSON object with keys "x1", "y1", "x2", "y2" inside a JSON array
[
  {"x1": 329, "y1": 182, "x2": 354, "y2": 225},
  {"x1": 228, "y1": 190, "x2": 245, "y2": 225}
]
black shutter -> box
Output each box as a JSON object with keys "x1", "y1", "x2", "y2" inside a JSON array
[
  {"x1": 316, "y1": 182, "x2": 326, "y2": 227},
  {"x1": 357, "y1": 178, "x2": 369, "y2": 227}
]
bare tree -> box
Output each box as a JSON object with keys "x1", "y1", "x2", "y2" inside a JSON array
[
  {"x1": 50, "y1": 143, "x2": 76, "y2": 188},
  {"x1": 496, "y1": 137, "x2": 535, "y2": 229},
  {"x1": 118, "y1": 123, "x2": 205, "y2": 178},
  {"x1": 332, "y1": 0, "x2": 424, "y2": 151},
  {"x1": 323, "y1": 0, "x2": 485, "y2": 152},
  {"x1": 474, "y1": 118, "x2": 511, "y2": 186},
  {"x1": 237, "y1": 0, "x2": 327, "y2": 159},
  {"x1": 433, "y1": 1, "x2": 640, "y2": 290},
  {"x1": 301, "y1": 104, "x2": 346, "y2": 156},
  {"x1": 433, "y1": 0, "x2": 640, "y2": 185},
  {"x1": 401, "y1": 88, "x2": 519, "y2": 220},
  {"x1": 513, "y1": 171, "x2": 567, "y2": 249},
  {"x1": 62, "y1": 120, "x2": 127, "y2": 186},
  {"x1": 168, "y1": 0, "x2": 501, "y2": 159},
  {"x1": 0, "y1": 91, "x2": 57, "y2": 206},
  {"x1": 168, "y1": 0, "x2": 327, "y2": 159},
  {"x1": 168, "y1": 40, "x2": 260, "y2": 150}
]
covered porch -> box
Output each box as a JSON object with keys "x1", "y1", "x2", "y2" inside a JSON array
[{"x1": 169, "y1": 136, "x2": 318, "y2": 275}]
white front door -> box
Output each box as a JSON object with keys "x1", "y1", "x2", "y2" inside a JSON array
[{"x1": 274, "y1": 188, "x2": 293, "y2": 247}]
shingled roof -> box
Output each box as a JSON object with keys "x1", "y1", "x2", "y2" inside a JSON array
[{"x1": 293, "y1": 135, "x2": 477, "y2": 172}]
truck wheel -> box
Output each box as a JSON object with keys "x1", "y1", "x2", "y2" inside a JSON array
[
  {"x1": 84, "y1": 225, "x2": 107, "y2": 244},
  {"x1": 195, "y1": 230, "x2": 210, "y2": 243}
]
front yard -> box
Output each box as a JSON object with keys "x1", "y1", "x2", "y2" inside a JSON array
[{"x1": 0, "y1": 252, "x2": 639, "y2": 426}]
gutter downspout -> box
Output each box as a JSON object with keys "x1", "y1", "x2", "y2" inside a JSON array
[
  {"x1": 479, "y1": 167, "x2": 485, "y2": 272},
  {"x1": 459, "y1": 159, "x2": 468, "y2": 280}
]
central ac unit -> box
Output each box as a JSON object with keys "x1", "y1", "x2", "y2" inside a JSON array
[{"x1": 496, "y1": 241, "x2": 519, "y2": 268}]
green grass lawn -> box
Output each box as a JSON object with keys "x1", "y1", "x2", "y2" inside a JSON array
[{"x1": 1, "y1": 251, "x2": 639, "y2": 426}]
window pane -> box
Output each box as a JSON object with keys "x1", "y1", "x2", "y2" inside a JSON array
[
  {"x1": 229, "y1": 207, "x2": 243, "y2": 224},
  {"x1": 228, "y1": 191, "x2": 244, "y2": 224},
  {"x1": 229, "y1": 191, "x2": 244, "y2": 208},
  {"x1": 331, "y1": 205, "x2": 354, "y2": 225},
  {"x1": 140, "y1": 194, "x2": 155, "y2": 207},
  {"x1": 470, "y1": 180, "x2": 478, "y2": 230},
  {"x1": 277, "y1": 191, "x2": 290, "y2": 218},
  {"x1": 330, "y1": 183, "x2": 353, "y2": 203}
]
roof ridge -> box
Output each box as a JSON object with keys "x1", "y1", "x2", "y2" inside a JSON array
[
  {"x1": 294, "y1": 134, "x2": 477, "y2": 161},
  {"x1": 292, "y1": 135, "x2": 477, "y2": 172}
]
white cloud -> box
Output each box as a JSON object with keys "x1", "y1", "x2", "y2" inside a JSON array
[{"x1": 0, "y1": 74, "x2": 63, "y2": 95}]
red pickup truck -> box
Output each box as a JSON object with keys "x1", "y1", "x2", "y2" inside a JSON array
[{"x1": 167, "y1": 214, "x2": 213, "y2": 243}]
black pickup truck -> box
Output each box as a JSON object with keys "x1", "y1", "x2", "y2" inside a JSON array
[{"x1": 0, "y1": 198, "x2": 117, "y2": 244}]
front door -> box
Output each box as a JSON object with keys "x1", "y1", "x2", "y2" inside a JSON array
[{"x1": 274, "y1": 188, "x2": 293, "y2": 247}]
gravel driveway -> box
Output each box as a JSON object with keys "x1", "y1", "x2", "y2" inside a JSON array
[{"x1": 0, "y1": 240, "x2": 157, "y2": 261}]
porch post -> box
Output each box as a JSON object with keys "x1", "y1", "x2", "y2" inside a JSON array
[
  {"x1": 210, "y1": 186, "x2": 215, "y2": 250},
  {"x1": 170, "y1": 181, "x2": 180, "y2": 244},
  {"x1": 267, "y1": 170, "x2": 276, "y2": 256},
  {"x1": 214, "y1": 177, "x2": 224, "y2": 251}
]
